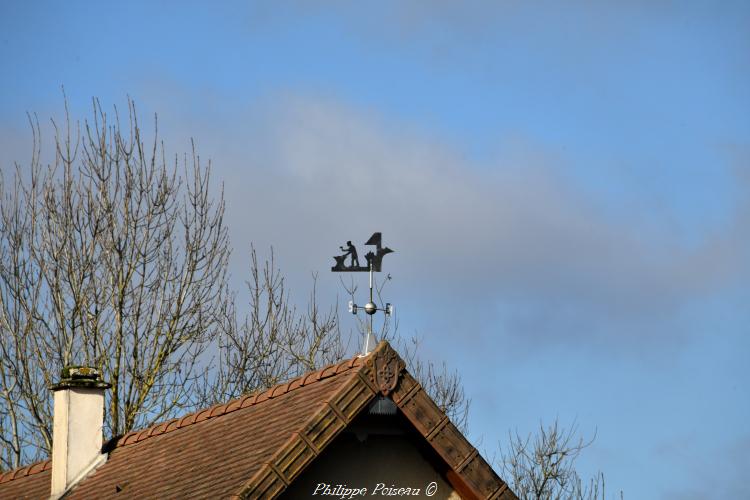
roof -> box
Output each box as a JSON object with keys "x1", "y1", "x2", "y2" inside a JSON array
[
  {"x1": 0, "y1": 341, "x2": 516, "y2": 499},
  {"x1": 0, "y1": 460, "x2": 51, "y2": 499}
]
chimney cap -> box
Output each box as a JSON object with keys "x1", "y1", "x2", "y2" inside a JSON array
[{"x1": 50, "y1": 365, "x2": 111, "y2": 391}]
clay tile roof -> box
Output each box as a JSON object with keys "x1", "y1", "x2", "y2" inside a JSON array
[
  {"x1": 0, "y1": 341, "x2": 516, "y2": 500},
  {"x1": 72, "y1": 355, "x2": 366, "y2": 499},
  {"x1": 0, "y1": 460, "x2": 51, "y2": 499}
]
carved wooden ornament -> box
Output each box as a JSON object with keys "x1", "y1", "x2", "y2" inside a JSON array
[{"x1": 367, "y1": 343, "x2": 406, "y2": 396}]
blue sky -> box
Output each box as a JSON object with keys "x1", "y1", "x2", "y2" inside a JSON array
[{"x1": 2, "y1": 2, "x2": 749, "y2": 498}]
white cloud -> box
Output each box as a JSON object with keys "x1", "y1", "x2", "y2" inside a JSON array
[
  {"x1": 216, "y1": 94, "x2": 749, "y2": 345},
  {"x1": 4, "y1": 90, "x2": 748, "y2": 349}
]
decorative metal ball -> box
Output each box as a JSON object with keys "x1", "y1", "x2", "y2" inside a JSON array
[{"x1": 364, "y1": 302, "x2": 377, "y2": 315}]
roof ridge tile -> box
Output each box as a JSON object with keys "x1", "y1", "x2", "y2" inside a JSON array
[
  {"x1": 148, "y1": 422, "x2": 168, "y2": 437},
  {"x1": 164, "y1": 417, "x2": 181, "y2": 433},
  {"x1": 239, "y1": 393, "x2": 257, "y2": 408},
  {"x1": 135, "y1": 429, "x2": 151, "y2": 442},
  {"x1": 288, "y1": 377, "x2": 304, "y2": 392},
  {"x1": 209, "y1": 403, "x2": 228, "y2": 418},
  {"x1": 177, "y1": 413, "x2": 195, "y2": 428},
  {"x1": 194, "y1": 408, "x2": 212, "y2": 424},
  {"x1": 225, "y1": 399, "x2": 243, "y2": 412}
]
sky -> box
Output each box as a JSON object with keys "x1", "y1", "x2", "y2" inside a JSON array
[{"x1": 1, "y1": 1, "x2": 749, "y2": 498}]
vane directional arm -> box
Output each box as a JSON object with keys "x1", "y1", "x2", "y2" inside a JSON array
[{"x1": 348, "y1": 300, "x2": 393, "y2": 316}]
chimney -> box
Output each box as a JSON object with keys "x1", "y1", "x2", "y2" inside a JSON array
[{"x1": 50, "y1": 366, "x2": 111, "y2": 499}]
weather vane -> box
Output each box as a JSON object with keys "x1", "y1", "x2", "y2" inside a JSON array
[{"x1": 331, "y1": 232, "x2": 394, "y2": 355}]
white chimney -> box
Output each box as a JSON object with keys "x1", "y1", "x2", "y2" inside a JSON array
[{"x1": 50, "y1": 366, "x2": 110, "y2": 499}]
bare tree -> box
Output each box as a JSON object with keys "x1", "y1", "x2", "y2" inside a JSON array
[
  {"x1": 0, "y1": 97, "x2": 424, "y2": 470},
  {"x1": 205, "y1": 247, "x2": 349, "y2": 404},
  {"x1": 0, "y1": 99, "x2": 231, "y2": 469},
  {"x1": 0, "y1": 99, "x2": 616, "y2": 500},
  {"x1": 498, "y1": 420, "x2": 619, "y2": 500}
]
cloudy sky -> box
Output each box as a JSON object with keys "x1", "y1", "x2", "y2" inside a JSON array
[{"x1": 2, "y1": 2, "x2": 749, "y2": 497}]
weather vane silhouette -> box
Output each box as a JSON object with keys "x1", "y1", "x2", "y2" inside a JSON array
[
  {"x1": 331, "y1": 232, "x2": 394, "y2": 355},
  {"x1": 331, "y1": 232, "x2": 393, "y2": 272}
]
